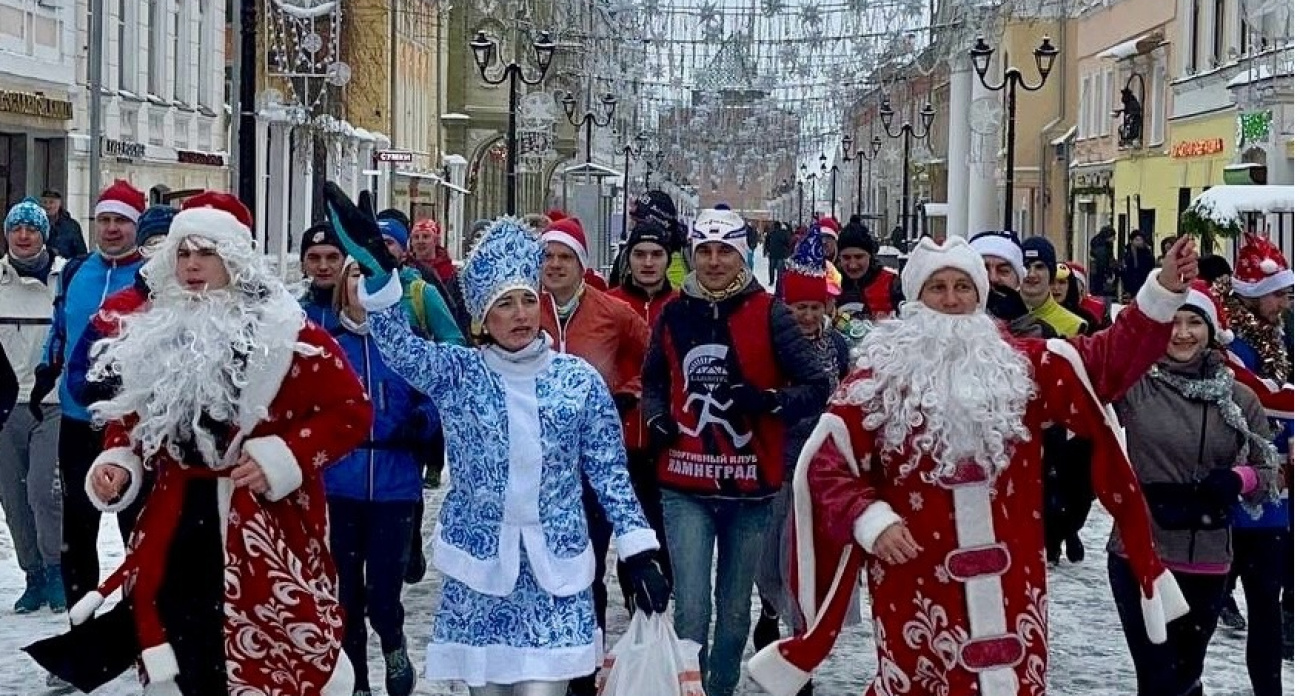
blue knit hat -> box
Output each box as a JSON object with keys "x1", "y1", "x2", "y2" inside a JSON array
[
  {"x1": 459, "y1": 218, "x2": 542, "y2": 327},
  {"x1": 4, "y1": 197, "x2": 49, "y2": 241},
  {"x1": 136, "y1": 205, "x2": 178, "y2": 247},
  {"x1": 378, "y1": 218, "x2": 409, "y2": 250}
]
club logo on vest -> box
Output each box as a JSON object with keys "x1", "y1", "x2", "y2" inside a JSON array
[{"x1": 680, "y1": 344, "x2": 751, "y2": 447}]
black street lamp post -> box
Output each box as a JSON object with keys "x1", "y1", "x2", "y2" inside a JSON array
[
  {"x1": 562, "y1": 92, "x2": 617, "y2": 168},
  {"x1": 469, "y1": 30, "x2": 557, "y2": 216},
  {"x1": 970, "y1": 35, "x2": 1059, "y2": 232},
  {"x1": 879, "y1": 96, "x2": 936, "y2": 241},
  {"x1": 621, "y1": 133, "x2": 647, "y2": 238},
  {"x1": 841, "y1": 133, "x2": 882, "y2": 218}
]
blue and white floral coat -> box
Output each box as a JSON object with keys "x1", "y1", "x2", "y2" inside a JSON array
[{"x1": 360, "y1": 272, "x2": 658, "y2": 686}]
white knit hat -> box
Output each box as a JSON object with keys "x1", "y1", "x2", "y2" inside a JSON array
[
  {"x1": 901, "y1": 236, "x2": 990, "y2": 309},
  {"x1": 689, "y1": 208, "x2": 749, "y2": 256}
]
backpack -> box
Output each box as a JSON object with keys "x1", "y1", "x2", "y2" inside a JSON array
[
  {"x1": 408, "y1": 278, "x2": 431, "y2": 339},
  {"x1": 48, "y1": 254, "x2": 88, "y2": 362}
]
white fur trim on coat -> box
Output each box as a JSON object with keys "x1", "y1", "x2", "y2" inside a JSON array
[
  {"x1": 1134, "y1": 269, "x2": 1187, "y2": 323},
  {"x1": 85, "y1": 447, "x2": 144, "y2": 514},
  {"x1": 1141, "y1": 570, "x2": 1192, "y2": 645},
  {"x1": 1233, "y1": 268, "x2": 1294, "y2": 299},
  {"x1": 242, "y1": 436, "x2": 302, "y2": 502},
  {"x1": 357, "y1": 270, "x2": 404, "y2": 312},
  {"x1": 613, "y1": 527, "x2": 660, "y2": 560},
  {"x1": 68, "y1": 590, "x2": 105, "y2": 625},
  {"x1": 141, "y1": 643, "x2": 180, "y2": 683},
  {"x1": 792, "y1": 413, "x2": 856, "y2": 623},
  {"x1": 852, "y1": 501, "x2": 903, "y2": 554},
  {"x1": 167, "y1": 206, "x2": 251, "y2": 250},
  {"x1": 747, "y1": 642, "x2": 813, "y2": 696}
]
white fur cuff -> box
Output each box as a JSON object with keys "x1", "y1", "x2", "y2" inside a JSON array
[
  {"x1": 141, "y1": 643, "x2": 180, "y2": 683},
  {"x1": 85, "y1": 447, "x2": 144, "y2": 514},
  {"x1": 747, "y1": 642, "x2": 812, "y2": 696},
  {"x1": 1135, "y1": 269, "x2": 1187, "y2": 323},
  {"x1": 243, "y1": 436, "x2": 302, "y2": 502},
  {"x1": 357, "y1": 270, "x2": 403, "y2": 312},
  {"x1": 613, "y1": 527, "x2": 661, "y2": 560},
  {"x1": 1140, "y1": 570, "x2": 1191, "y2": 645},
  {"x1": 852, "y1": 501, "x2": 902, "y2": 554}
]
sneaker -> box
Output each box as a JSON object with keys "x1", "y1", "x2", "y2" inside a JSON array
[
  {"x1": 1221, "y1": 603, "x2": 1247, "y2": 631},
  {"x1": 44, "y1": 565, "x2": 66, "y2": 613},
  {"x1": 384, "y1": 640, "x2": 415, "y2": 696},
  {"x1": 14, "y1": 568, "x2": 46, "y2": 614},
  {"x1": 1064, "y1": 535, "x2": 1085, "y2": 563},
  {"x1": 753, "y1": 603, "x2": 780, "y2": 652}
]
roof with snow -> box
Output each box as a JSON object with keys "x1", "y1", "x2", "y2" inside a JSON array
[{"x1": 1189, "y1": 185, "x2": 1295, "y2": 226}]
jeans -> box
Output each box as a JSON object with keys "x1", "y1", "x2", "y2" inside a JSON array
[
  {"x1": 0, "y1": 403, "x2": 62, "y2": 571},
  {"x1": 1228, "y1": 528, "x2": 1288, "y2": 696},
  {"x1": 57, "y1": 417, "x2": 148, "y2": 606},
  {"x1": 1109, "y1": 554, "x2": 1227, "y2": 696},
  {"x1": 662, "y1": 490, "x2": 772, "y2": 696},
  {"x1": 327, "y1": 498, "x2": 417, "y2": 692}
]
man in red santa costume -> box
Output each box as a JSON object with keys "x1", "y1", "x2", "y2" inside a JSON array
[
  {"x1": 748, "y1": 235, "x2": 1202, "y2": 696},
  {"x1": 24, "y1": 192, "x2": 372, "y2": 696}
]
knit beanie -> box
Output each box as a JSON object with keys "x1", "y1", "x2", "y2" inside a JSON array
[
  {"x1": 136, "y1": 206, "x2": 178, "y2": 248},
  {"x1": 625, "y1": 221, "x2": 673, "y2": 255},
  {"x1": 300, "y1": 222, "x2": 344, "y2": 260},
  {"x1": 4, "y1": 197, "x2": 49, "y2": 241},
  {"x1": 1021, "y1": 236, "x2": 1058, "y2": 275},
  {"x1": 378, "y1": 218, "x2": 409, "y2": 250},
  {"x1": 837, "y1": 224, "x2": 878, "y2": 256}
]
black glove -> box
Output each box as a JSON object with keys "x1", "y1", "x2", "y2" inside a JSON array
[
  {"x1": 728, "y1": 382, "x2": 780, "y2": 416},
  {"x1": 613, "y1": 392, "x2": 639, "y2": 416},
  {"x1": 321, "y1": 183, "x2": 400, "y2": 276},
  {"x1": 647, "y1": 415, "x2": 678, "y2": 454},
  {"x1": 29, "y1": 363, "x2": 59, "y2": 422},
  {"x1": 622, "y1": 549, "x2": 670, "y2": 614},
  {"x1": 1198, "y1": 468, "x2": 1244, "y2": 511}
]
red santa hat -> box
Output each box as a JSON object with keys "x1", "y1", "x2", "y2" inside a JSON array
[
  {"x1": 94, "y1": 179, "x2": 147, "y2": 223},
  {"x1": 539, "y1": 217, "x2": 589, "y2": 269},
  {"x1": 544, "y1": 208, "x2": 570, "y2": 223},
  {"x1": 816, "y1": 217, "x2": 841, "y2": 240},
  {"x1": 1232, "y1": 234, "x2": 1293, "y2": 298},
  {"x1": 1183, "y1": 280, "x2": 1234, "y2": 345},
  {"x1": 168, "y1": 191, "x2": 254, "y2": 249},
  {"x1": 1064, "y1": 261, "x2": 1088, "y2": 285}
]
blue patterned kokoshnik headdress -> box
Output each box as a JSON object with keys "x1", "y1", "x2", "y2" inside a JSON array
[{"x1": 458, "y1": 217, "x2": 543, "y2": 327}]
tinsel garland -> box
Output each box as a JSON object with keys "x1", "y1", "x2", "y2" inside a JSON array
[
  {"x1": 1226, "y1": 295, "x2": 1292, "y2": 384},
  {"x1": 1151, "y1": 362, "x2": 1281, "y2": 516}
]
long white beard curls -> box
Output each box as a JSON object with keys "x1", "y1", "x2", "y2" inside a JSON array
[{"x1": 838, "y1": 303, "x2": 1037, "y2": 482}]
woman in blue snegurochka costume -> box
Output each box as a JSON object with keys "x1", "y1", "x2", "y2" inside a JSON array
[{"x1": 322, "y1": 184, "x2": 670, "y2": 696}]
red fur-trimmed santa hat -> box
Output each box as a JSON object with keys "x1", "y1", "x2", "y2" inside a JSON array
[
  {"x1": 539, "y1": 217, "x2": 589, "y2": 269},
  {"x1": 95, "y1": 180, "x2": 146, "y2": 223},
  {"x1": 1232, "y1": 234, "x2": 1293, "y2": 298},
  {"x1": 169, "y1": 191, "x2": 254, "y2": 249},
  {"x1": 816, "y1": 217, "x2": 841, "y2": 240}
]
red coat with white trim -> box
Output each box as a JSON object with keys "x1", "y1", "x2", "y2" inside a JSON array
[
  {"x1": 748, "y1": 276, "x2": 1193, "y2": 696},
  {"x1": 84, "y1": 322, "x2": 372, "y2": 696}
]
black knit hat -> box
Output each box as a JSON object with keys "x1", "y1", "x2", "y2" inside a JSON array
[
  {"x1": 625, "y1": 220, "x2": 673, "y2": 255},
  {"x1": 838, "y1": 223, "x2": 878, "y2": 255},
  {"x1": 299, "y1": 222, "x2": 343, "y2": 259},
  {"x1": 1197, "y1": 254, "x2": 1233, "y2": 283}
]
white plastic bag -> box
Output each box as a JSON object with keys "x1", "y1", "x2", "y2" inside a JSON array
[{"x1": 596, "y1": 612, "x2": 704, "y2": 696}]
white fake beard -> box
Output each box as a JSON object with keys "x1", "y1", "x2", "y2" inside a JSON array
[
  {"x1": 88, "y1": 283, "x2": 290, "y2": 467},
  {"x1": 838, "y1": 303, "x2": 1037, "y2": 481}
]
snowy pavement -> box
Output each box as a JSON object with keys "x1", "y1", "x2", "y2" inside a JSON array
[{"x1": 0, "y1": 489, "x2": 1290, "y2": 695}]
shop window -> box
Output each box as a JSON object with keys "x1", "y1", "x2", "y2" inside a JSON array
[
  {"x1": 197, "y1": 1, "x2": 212, "y2": 107},
  {"x1": 1189, "y1": 0, "x2": 1201, "y2": 73}
]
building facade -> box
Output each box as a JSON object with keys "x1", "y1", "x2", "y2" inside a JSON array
[
  {"x1": 68, "y1": 0, "x2": 230, "y2": 223},
  {"x1": 0, "y1": 0, "x2": 79, "y2": 214}
]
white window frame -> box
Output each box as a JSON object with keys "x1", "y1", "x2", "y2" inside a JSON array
[
  {"x1": 172, "y1": 0, "x2": 189, "y2": 103},
  {"x1": 148, "y1": 0, "x2": 165, "y2": 96},
  {"x1": 196, "y1": 0, "x2": 212, "y2": 107},
  {"x1": 1096, "y1": 68, "x2": 1111, "y2": 141},
  {"x1": 115, "y1": 0, "x2": 137, "y2": 92},
  {"x1": 1079, "y1": 74, "x2": 1092, "y2": 138},
  {"x1": 1148, "y1": 60, "x2": 1167, "y2": 147}
]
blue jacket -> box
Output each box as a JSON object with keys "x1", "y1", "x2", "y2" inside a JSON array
[
  {"x1": 323, "y1": 326, "x2": 435, "y2": 502},
  {"x1": 300, "y1": 284, "x2": 341, "y2": 333},
  {"x1": 1229, "y1": 336, "x2": 1292, "y2": 529},
  {"x1": 43, "y1": 252, "x2": 146, "y2": 422}
]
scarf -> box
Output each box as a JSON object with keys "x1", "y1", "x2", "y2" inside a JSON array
[
  {"x1": 339, "y1": 311, "x2": 369, "y2": 335},
  {"x1": 9, "y1": 247, "x2": 51, "y2": 280},
  {"x1": 693, "y1": 266, "x2": 753, "y2": 302},
  {"x1": 1226, "y1": 294, "x2": 1291, "y2": 384},
  {"x1": 485, "y1": 334, "x2": 548, "y2": 364},
  {"x1": 1150, "y1": 358, "x2": 1281, "y2": 516},
  {"x1": 554, "y1": 284, "x2": 585, "y2": 323}
]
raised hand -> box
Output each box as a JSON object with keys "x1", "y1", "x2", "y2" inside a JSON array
[
  {"x1": 1156, "y1": 235, "x2": 1199, "y2": 293},
  {"x1": 321, "y1": 182, "x2": 399, "y2": 278}
]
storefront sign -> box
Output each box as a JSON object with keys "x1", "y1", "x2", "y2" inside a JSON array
[
  {"x1": 177, "y1": 150, "x2": 225, "y2": 167},
  {"x1": 1171, "y1": 138, "x2": 1225, "y2": 158},
  {"x1": 375, "y1": 150, "x2": 413, "y2": 163},
  {"x1": 101, "y1": 138, "x2": 146, "y2": 161},
  {"x1": 0, "y1": 90, "x2": 72, "y2": 120}
]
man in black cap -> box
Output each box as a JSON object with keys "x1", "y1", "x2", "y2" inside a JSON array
[
  {"x1": 609, "y1": 191, "x2": 683, "y2": 286},
  {"x1": 763, "y1": 222, "x2": 794, "y2": 287},
  {"x1": 298, "y1": 222, "x2": 345, "y2": 332},
  {"x1": 835, "y1": 222, "x2": 898, "y2": 321}
]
